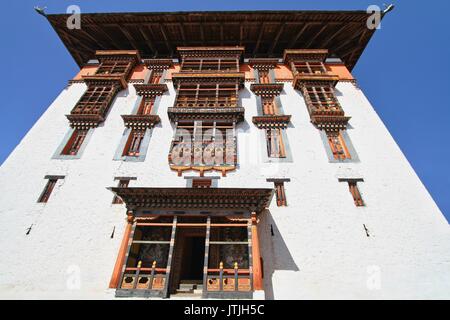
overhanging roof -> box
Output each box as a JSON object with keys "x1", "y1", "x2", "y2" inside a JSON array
[
  {"x1": 46, "y1": 10, "x2": 381, "y2": 70},
  {"x1": 108, "y1": 187, "x2": 274, "y2": 212}
]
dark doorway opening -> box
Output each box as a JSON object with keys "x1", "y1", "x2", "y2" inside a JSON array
[{"x1": 180, "y1": 236, "x2": 205, "y2": 280}]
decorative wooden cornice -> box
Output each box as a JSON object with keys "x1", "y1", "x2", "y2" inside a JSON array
[
  {"x1": 311, "y1": 115, "x2": 351, "y2": 131},
  {"x1": 283, "y1": 49, "x2": 328, "y2": 64},
  {"x1": 177, "y1": 47, "x2": 245, "y2": 60},
  {"x1": 250, "y1": 83, "x2": 284, "y2": 96},
  {"x1": 252, "y1": 115, "x2": 291, "y2": 129},
  {"x1": 121, "y1": 114, "x2": 161, "y2": 129},
  {"x1": 66, "y1": 114, "x2": 104, "y2": 128},
  {"x1": 134, "y1": 83, "x2": 168, "y2": 96},
  {"x1": 107, "y1": 187, "x2": 274, "y2": 213},
  {"x1": 95, "y1": 50, "x2": 141, "y2": 64},
  {"x1": 143, "y1": 58, "x2": 174, "y2": 70},
  {"x1": 248, "y1": 58, "x2": 279, "y2": 70},
  {"x1": 168, "y1": 107, "x2": 244, "y2": 122},
  {"x1": 293, "y1": 74, "x2": 339, "y2": 90},
  {"x1": 171, "y1": 72, "x2": 245, "y2": 87},
  {"x1": 82, "y1": 74, "x2": 127, "y2": 89}
]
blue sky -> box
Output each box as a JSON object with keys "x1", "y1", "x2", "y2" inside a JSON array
[{"x1": 1, "y1": 0, "x2": 449, "y2": 221}]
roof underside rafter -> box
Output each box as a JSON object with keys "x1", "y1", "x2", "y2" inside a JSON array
[{"x1": 46, "y1": 10, "x2": 378, "y2": 70}]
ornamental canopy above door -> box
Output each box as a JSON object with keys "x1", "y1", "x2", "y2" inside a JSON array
[{"x1": 108, "y1": 187, "x2": 274, "y2": 214}]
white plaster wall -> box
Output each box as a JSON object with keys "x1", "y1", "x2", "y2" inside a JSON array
[{"x1": 0, "y1": 79, "x2": 449, "y2": 299}]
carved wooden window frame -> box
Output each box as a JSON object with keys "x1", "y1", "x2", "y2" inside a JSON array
[
  {"x1": 96, "y1": 60, "x2": 133, "y2": 76},
  {"x1": 181, "y1": 58, "x2": 239, "y2": 72},
  {"x1": 72, "y1": 85, "x2": 117, "y2": 115},
  {"x1": 123, "y1": 129, "x2": 146, "y2": 157},
  {"x1": 175, "y1": 83, "x2": 238, "y2": 108},
  {"x1": 303, "y1": 86, "x2": 340, "y2": 113},
  {"x1": 327, "y1": 131, "x2": 351, "y2": 160},
  {"x1": 274, "y1": 182, "x2": 287, "y2": 206},
  {"x1": 137, "y1": 97, "x2": 155, "y2": 115},
  {"x1": 348, "y1": 181, "x2": 364, "y2": 207},
  {"x1": 266, "y1": 128, "x2": 286, "y2": 158},
  {"x1": 61, "y1": 129, "x2": 88, "y2": 155},
  {"x1": 292, "y1": 61, "x2": 327, "y2": 75}
]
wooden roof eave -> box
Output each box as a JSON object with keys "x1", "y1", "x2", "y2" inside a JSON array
[
  {"x1": 107, "y1": 187, "x2": 274, "y2": 213},
  {"x1": 45, "y1": 10, "x2": 382, "y2": 70}
]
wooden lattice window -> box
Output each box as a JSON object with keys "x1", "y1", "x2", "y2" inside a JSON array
[
  {"x1": 266, "y1": 128, "x2": 286, "y2": 158},
  {"x1": 112, "y1": 179, "x2": 130, "y2": 204},
  {"x1": 123, "y1": 130, "x2": 145, "y2": 157},
  {"x1": 96, "y1": 60, "x2": 132, "y2": 76},
  {"x1": 72, "y1": 86, "x2": 116, "y2": 115},
  {"x1": 175, "y1": 83, "x2": 238, "y2": 108},
  {"x1": 303, "y1": 86, "x2": 340, "y2": 112},
  {"x1": 327, "y1": 131, "x2": 351, "y2": 160},
  {"x1": 258, "y1": 70, "x2": 270, "y2": 84},
  {"x1": 181, "y1": 58, "x2": 238, "y2": 72},
  {"x1": 274, "y1": 182, "x2": 287, "y2": 206},
  {"x1": 348, "y1": 181, "x2": 364, "y2": 207},
  {"x1": 262, "y1": 97, "x2": 277, "y2": 115},
  {"x1": 37, "y1": 178, "x2": 58, "y2": 203},
  {"x1": 192, "y1": 179, "x2": 212, "y2": 188},
  {"x1": 292, "y1": 61, "x2": 327, "y2": 75},
  {"x1": 137, "y1": 97, "x2": 155, "y2": 115},
  {"x1": 61, "y1": 129, "x2": 88, "y2": 155}
]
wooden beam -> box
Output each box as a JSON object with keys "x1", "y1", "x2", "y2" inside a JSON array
[
  {"x1": 268, "y1": 23, "x2": 285, "y2": 56},
  {"x1": 57, "y1": 31, "x2": 84, "y2": 64},
  {"x1": 305, "y1": 24, "x2": 328, "y2": 48},
  {"x1": 118, "y1": 24, "x2": 140, "y2": 51},
  {"x1": 178, "y1": 22, "x2": 187, "y2": 46},
  {"x1": 253, "y1": 22, "x2": 265, "y2": 56},
  {"x1": 159, "y1": 23, "x2": 173, "y2": 55},
  {"x1": 59, "y1": 29, "x2": 94, "y2": 54},
  {"x1": 109, "y1": 217, "x2": 133, "y2": 288},
  {"x1": 138, "y1": 25, "x2": 156, "y2": 56},
  {"x1": 239, "y1": 23, "x2": 244, "y2": 46},
  {"x1": 333, "y1": 28, "x2": 365, "y2": 53},
  {"x1": 93, "y1": 25, "x2": 122, "y2": 50},
  {"x1": 288, "y1": 23, "x2": 312, "y2": 48},
  {"x1": 251, "y1": 213, "x2": 263, "y2": 290},
  {"x1": 321, "y1": 24, "x2": 350, "y2": 48},
  {"x1": 200, "y1": 23, "x2": 205, "y2": 43}
]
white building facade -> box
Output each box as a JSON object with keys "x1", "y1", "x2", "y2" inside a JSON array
[{"x1": 0, "y1": 10, "x2": 449, "y2": 299}]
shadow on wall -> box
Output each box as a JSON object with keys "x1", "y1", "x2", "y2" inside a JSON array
[{"x1": 259, "y1": 209, "x2": 299, "y2": 300}]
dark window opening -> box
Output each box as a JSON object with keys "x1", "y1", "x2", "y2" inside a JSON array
[{"x1": 38, "y1": 179, "x2": 58, "y2": 203}]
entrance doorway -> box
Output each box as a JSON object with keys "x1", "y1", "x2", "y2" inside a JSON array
[
  {"x1": 180, "y1": 236, "x2": 205, "y2": 281},
  {"x1": 169, "y1": 227, "x2": 206, "y2": 294}
]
